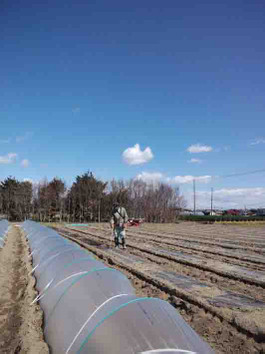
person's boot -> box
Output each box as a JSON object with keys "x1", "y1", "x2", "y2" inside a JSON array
[
  {"x1": 122, "y1": 239, "x2": 126, "y2": 249},
  {"x1": 114, "y1": 237, "x2": 119, "y2": 249}
]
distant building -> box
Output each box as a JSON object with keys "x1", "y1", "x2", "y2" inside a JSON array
[
  {"x1": 179, "y1": 209, "x2": 193, "y2": 216},
  {"x1": 238, "y1": 209, "x2": 248, "y2": 216},
  {"x1": 215, "y1": 210, "x2": 223, "y2": 216},
  {"x1": 194, "y1": 211, "x2": 204, "y2": 216},
  {"x1": 225, "y1": 209, "x2": 240, "y2": 216},
  {"x1": 203, "y1": 209, "x2": 217, "y2": 216},
  {"x1": 257, "y1": 209, "x2": 265, "y2": 216}
]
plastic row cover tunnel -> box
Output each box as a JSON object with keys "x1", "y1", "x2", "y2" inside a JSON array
[
  {"x1": 0, "y1": 219, "x2": 9, "y2": 248},
  {"x1": 22, "y1": 221, "x2": 214, "y2": 354}
]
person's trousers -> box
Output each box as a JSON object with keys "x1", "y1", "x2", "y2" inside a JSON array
[{"x1": 114, "y1": 226, "x2": 126, "y2": 247}]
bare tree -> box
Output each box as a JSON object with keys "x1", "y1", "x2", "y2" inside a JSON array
[{"x1": 0, "y1": 172, "x2": 187, "y2": 223}]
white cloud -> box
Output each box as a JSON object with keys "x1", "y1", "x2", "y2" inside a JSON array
[
  {"x1": 250, "y1": 138, "x2": 265, "y2": 146},
  {"x1": 16, "y1": 131, "x2": 33, "y2": 143},
  {"x1": 187, "y1": 144, "x2": 213, "y2": 153},
  {"x1": 136, "y1": 172, "x2": 164, "y2": 183},
  {"x1": 21, "y1": 159, "x2": 30, "y2": 168},
  {"x1": 122, "y1": 144, "x2": 154, "y2": 165},
  {"x1": 188, "y1": 158, "x2": 202, "y2": 164},
  {"x1": 167, "y1": 175, "x2": 212, "y2": 184},
  {"x1": 0, "y1": 153, "x2": 17, "y2": 164},
  {"x1": 186, "y1": 187, "x2": 265, "y2": 209}
]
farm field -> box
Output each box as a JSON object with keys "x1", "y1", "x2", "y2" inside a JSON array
[
  {"x1": 51, "y1": 221, "x2": 265, "y2": 354},
  {"x1": 0, "y1": 221, "x2": 265, "y2": 353}
]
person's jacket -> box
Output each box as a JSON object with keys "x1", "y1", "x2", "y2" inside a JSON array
[{"x1": 110, "y1": 206, "x2": 128, "y2": 227}]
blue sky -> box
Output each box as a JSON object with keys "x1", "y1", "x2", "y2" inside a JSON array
[{"x1": 1, "y1": 0, "x2": 265, "y2": 208}]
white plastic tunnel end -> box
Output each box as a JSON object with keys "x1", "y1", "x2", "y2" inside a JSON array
[
  {"x1": 31, "y1": 271, "x2": 91, "y2": 305},
  {"x1": 139, "y1": 350, "x2": 197, "y2": 354},
  {"x1": 31, "y1": 279, "x2": 54, "y2": 305},
  {"x1": 28, "y1": 249, "x2": 36, "y2": 258},
  {"x1": 29, "y1": 262, "x2": 40, "y2": 275}
]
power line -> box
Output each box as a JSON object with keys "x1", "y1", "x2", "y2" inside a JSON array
[
  {"x1": 210, "y1": 187, "x2": 213, "y2": 214},
  {"x1": 221, "y1": 168, "x2": 265, "y2": 179},
  {"x1": 193, "y1": 179, "x2": 196, "y2": 215},
  {"x1": 197, "y1": 167, "x2": 265, "y2": 184},
  {"x1": 189, "y1": 168, "x2": 265, "y2": 210},
  {"x1": 191, "y1": 168, "x2": 265, "y2": 185}
]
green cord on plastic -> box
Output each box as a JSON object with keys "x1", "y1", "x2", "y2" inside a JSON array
[
  {"x1": 77, "y1": 297, "x2": 159, "y2": 353},
  {"x1": 46, "y1": 267, "x2": 117, "y2": 324}
]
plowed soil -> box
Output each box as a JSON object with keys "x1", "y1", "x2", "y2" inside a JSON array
[{"x1": 52, "y1": 222, "x2": 265, "y2": 354}]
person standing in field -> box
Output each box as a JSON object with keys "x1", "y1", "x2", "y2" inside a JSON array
[{"x1": 110, "y1": 202, "x2": 128, "y2": 249}]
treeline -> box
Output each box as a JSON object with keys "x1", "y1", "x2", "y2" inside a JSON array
[
  {"x1": 0, "y1": 177, "x2": 32, "y2": 221},
  {"x1": 0, "y1": 171, "x2": 186, "y2": 222}
]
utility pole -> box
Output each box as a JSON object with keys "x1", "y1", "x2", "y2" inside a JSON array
[
  {"x1": 98, "y1": 199, "x2": 101, "y2": 223},
  {"x1": 193, "y1": 179, "x2": 196, "y2": 215},
  {"x1": 211, "y1": 188, "x2": 213, "y2": 215}
]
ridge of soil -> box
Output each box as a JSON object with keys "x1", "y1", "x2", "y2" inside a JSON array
[{"x1": 0, "y1": 225, "x2": 49, "y2": 353}]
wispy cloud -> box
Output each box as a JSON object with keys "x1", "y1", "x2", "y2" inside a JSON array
[
  {"x1": 16, "y1": 131, "x2": 33, "y2": 143},
  {"x1": 72, "y1": 107, "x2": 80, "y2": 114},
  {"x1": 186, "y1": 187, "x2": 265, "y2": 209},
  {"x1": 136, "y1": 171, "x2": 212, "y2": 185},
  {"x1": 136, "y1": 172, "x2": 164, "y2": 183},
  {"x1": 215, "y1": 145, "x2": 230, "y2": 153},
  {"x1": 21, "y1": 159, "x2": 30, "y2": 168},
  {"x1": 188, "y1": 158, "x2": 202, "y2": 164},
  {"x1": 187, "y1": 144, "x2": 213, "y2": 153},
  {"x1": 167, "y1": 175, "x2": 212, "y2": 184},
  {"x1": 0, "y1": 153, "x2": 17, "y2": 164},
  {"x1": 0, "y1": 138, "x2": 11, "y2": 144},
  {"x1": 123, "y1": 144, "x2": 154, "y2": 165},
  {"x1": 250, "y1": 138, "x2": 265, "y2": 146}
]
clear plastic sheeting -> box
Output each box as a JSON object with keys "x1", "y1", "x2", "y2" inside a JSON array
[
  {"x1": 22, "y1": 221, "x2": 214, "y2": 354},
  {"x1": 75, "y1": 297, "x2": 212, "y2": 354},
  {"x1": 0, "y1": 219, "x2": 9, "y2": 248},
  {"x1": 140, "y1": 350, "x2": 196, "y2": 353}
]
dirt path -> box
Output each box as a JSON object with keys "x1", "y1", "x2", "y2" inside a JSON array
[{"x1": 0, "y1": 225, "x2": 49, "y2": 354}]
